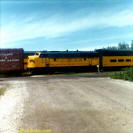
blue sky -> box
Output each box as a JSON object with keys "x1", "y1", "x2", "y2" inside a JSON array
[{"x1": 0, "y1": 0, "x2": 133, "y2": 51}]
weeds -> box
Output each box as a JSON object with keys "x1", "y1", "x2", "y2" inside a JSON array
[{"x1": 111, "y1": 67, "x2": 133, "y2": 81}]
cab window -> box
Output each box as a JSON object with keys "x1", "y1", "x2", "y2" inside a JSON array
[{"x1": 35, "y1": 53, "x2": 39, "y2": 56}]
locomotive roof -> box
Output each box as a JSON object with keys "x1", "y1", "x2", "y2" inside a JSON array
[
  {"x1": 40, "y1": 51, "x2": 99, "y2": 58},
  {"x1": 96, "y1": 49, "x2": 133, "y2": 56}
]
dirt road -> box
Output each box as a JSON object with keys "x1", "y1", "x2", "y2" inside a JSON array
[{"x1": 0, "y1": 74, "x2": 133, "y2": 133}]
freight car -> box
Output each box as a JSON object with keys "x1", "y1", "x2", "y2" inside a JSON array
[
  {"x1": 0, "y1": 49, "x2": 24, "y2": 73},
  {"x1": 0, "y1": 49, "x2": 37, "y2": 73}
]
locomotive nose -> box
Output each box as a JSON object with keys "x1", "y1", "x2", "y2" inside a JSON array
[{"x1": 27, "y1": 56, "x2": 37, "y2": 68}]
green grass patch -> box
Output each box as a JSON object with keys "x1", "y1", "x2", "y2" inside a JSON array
[
  {"x1": 111, "y1": 67, "x2": 133, "y2": 81},
  {"x1": 0, "y1": 87, "x2": 6, "y2": 96}
]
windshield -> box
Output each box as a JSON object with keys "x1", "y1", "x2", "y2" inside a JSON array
[{"x1": 35, "y1": 52, "x2": 39, "y2": 56}]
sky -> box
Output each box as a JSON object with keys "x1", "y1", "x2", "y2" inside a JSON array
[{"x1": 0, "y1": 0, "x2": 133, "y2": 51}]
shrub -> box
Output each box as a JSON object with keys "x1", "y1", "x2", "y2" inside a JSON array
[{"x1": 111, "y1": 67, "x2": 133, "y2": 81}]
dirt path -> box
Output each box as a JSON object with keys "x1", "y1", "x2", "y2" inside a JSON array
[
  {"x1": 0, "y1": 81, "x2": 28, "y2": 133},
  {"x1": 0, "y1": 74, "x2": 133, "y2": 133}
]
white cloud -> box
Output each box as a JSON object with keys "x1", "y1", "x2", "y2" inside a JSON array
[
  {"x1": 104, "y1": 10, "x2": 133, "y2": 27},
  {"x1": 0, "y1": 9, "x2": 133, "y2": 47}
]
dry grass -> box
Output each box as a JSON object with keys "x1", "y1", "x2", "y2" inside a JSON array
[{"x1": 0, "y1": 87, "x2": 6, "y2": 96}]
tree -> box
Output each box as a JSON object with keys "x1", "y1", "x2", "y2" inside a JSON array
[
  {"x1": 118, "y1": 42, "x2": 129, "y2": 50},
  {"x1": 106, "y1": 46, "x2": 118, "y2": 50},
  {"x1": 131, "y1": 40, "x2": 133, "y2": 50}
]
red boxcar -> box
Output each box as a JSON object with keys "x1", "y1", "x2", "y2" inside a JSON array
[{"x1": 0, "y1": 49, "x2": 24, "y2": 73}]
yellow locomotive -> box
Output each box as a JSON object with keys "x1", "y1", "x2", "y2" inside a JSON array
[
  {"x1": 26, "y1": 51, "x2": 99, "y2": 72},
  {"x1": 24, "y1": 49, "x2": 133, "y2": 73}
]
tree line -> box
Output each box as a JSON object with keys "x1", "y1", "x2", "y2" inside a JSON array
[{"x1": 105, "y1": 40, "x2": 133, "y2": 50}]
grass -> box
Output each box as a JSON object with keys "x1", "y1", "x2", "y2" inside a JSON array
[
  {"x1": 0, "y1": 87, "x2": 6, "y2": 96},
  {"x1": 111, "y1": 67, "x2": 133, "y2": 81}
]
